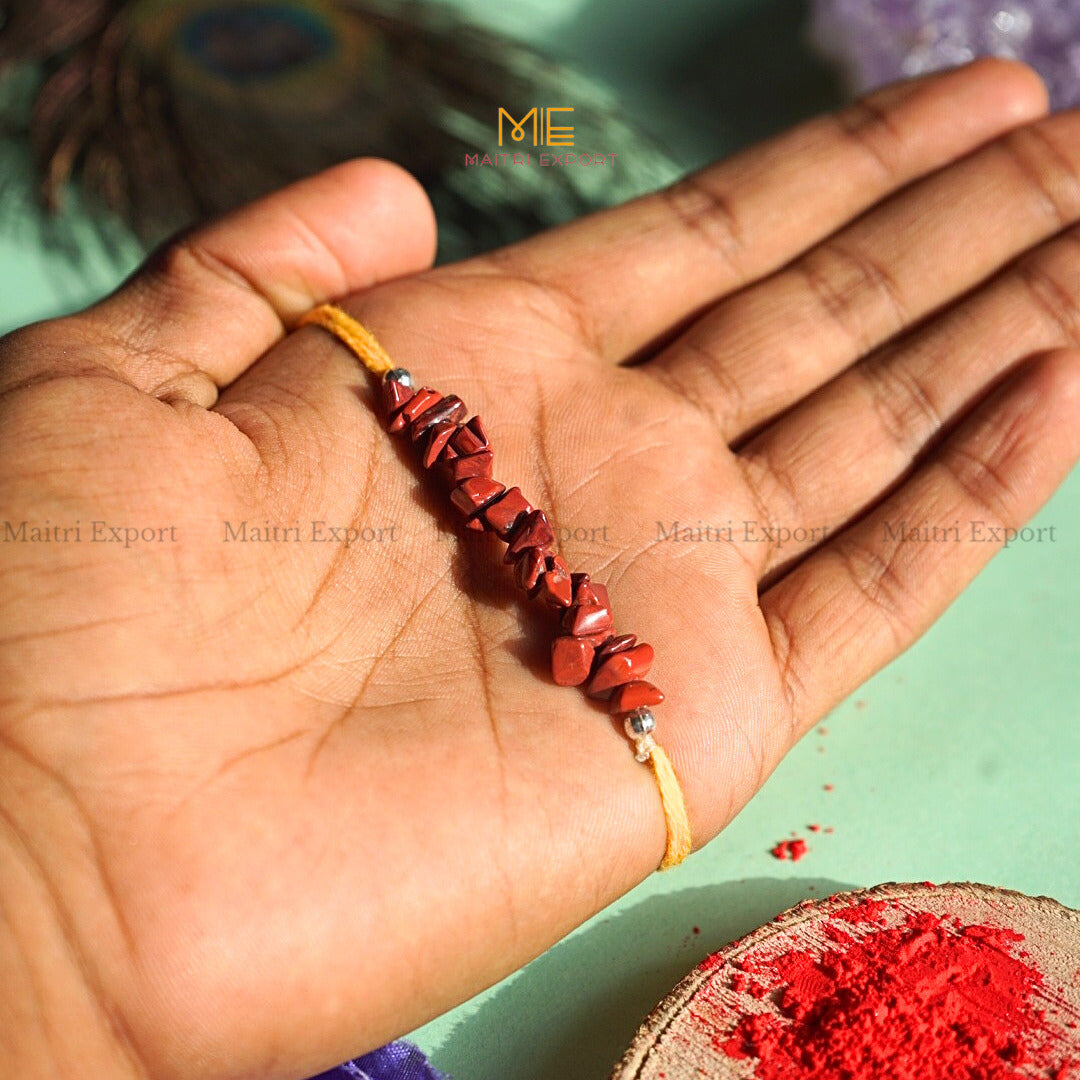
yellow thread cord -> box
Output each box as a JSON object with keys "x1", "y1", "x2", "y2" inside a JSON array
[
  {"x1": 649, "y1": 746, "x2": 693, "y2": 870},
  {"x1": 299, "y1": 302, "x2": 693, "y2": 872},
  {"x1": 297, "y1": 303, "x2": 396, "y2": 376}
]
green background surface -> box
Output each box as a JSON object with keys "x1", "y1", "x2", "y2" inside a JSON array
[{"x1": 1, "y1": 3, "x2": 1076, "y2": 1079}]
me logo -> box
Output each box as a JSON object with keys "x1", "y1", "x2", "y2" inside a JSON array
[
  {"x1": 466, "y1": 106, "x2": 613, "y2": 167},
  {"x1": 497, "y1": 106, "x2": 574, "y2": 147}
]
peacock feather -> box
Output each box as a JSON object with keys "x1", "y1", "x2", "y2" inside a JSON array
[{"x1": 0, "y1": 0, "x2": 680, "y2": 262}]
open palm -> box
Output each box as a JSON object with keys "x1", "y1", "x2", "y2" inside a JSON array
[{"x1": 2, "y1": 60, "x2": 1079, "y2": 1080}]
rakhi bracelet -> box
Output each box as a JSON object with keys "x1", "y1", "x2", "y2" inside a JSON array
[{"x1": 298, "y1": 303, "x2": 692, "y2": 871}]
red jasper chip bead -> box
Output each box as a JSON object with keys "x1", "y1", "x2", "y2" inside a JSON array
[
  {"x1": 551, "y1": 636, "x2": 596, "y2": 687},
  {"x1": 563, "y1": 602, "x2": 614, "y2": 638},
  {"x1": 516, "y1": 546, "x2": 547, "y2": 592},
  {"x1": 587, "y1": 642, "x2": 655, "y2": 699},
  {"x1": 451, "y1": 477, "x2": 505, "y2": 519},
  {"x1": 608, "y1": 680, "x2": 665, "y2": 713},
  {"x1": 569, "y1": 575, "x2": 612, "y2": 616},
  {"x1": 410, "y1": 395, "x2": 468, "y2": 440},
  {"x1": 382, "y1": 379, "x2": 414, "y2": 413},
  {"x1": 449, "y1": 451, "x2": 494, "y2": 482},
  {"x1": 389, "y1": 387, "x2": 441, "y2": 432},
  {"x1": 481, "y1": 487, "x2": 533, "y2": 539},
  {"x1": 421, "y1": 421, "x2": 459, "y2": 468},
  {"x1": 505, "y1": 509, "x2": 555, "y2": 563},
  {"x1": 596, "y1": 634, "x2": 637, "y2": 661},
  {"x1": 535, "y1": 555, "x2": 573, "y2": 607},
  {"x1": 451, "y1": 416, "x2": 489, "y2": 456},
  {"x1": 577, "y1": 581, "x2": 610, "y2": 612}
]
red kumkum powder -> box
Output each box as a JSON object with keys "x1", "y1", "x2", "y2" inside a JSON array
[
  {"x1": 770, "y1": 838, "x2": 808, "y2": 862},
  {"x1": 719, "y1": 898, "x2": 1079, "y2": 1078}
]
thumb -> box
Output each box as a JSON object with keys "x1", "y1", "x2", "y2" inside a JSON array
[{"x1": 3, "y1": 159, "x2": 436, "y2": 404}]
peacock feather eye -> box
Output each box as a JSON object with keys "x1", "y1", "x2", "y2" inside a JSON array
[
  {"x1": 127, "y1": 0, "x2": 379, "y2": 109},
  {"x1": 177, "y1": 2, "x2": 339, "y2": 84}
]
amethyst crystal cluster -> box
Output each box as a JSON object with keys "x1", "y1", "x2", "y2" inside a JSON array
[{"x1": 812, "y1": 0, "x2": 1080, "y2": 109}]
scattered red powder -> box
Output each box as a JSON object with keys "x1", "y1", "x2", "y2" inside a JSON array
[
  {"x1": 692, "y1": 926, "x2": 700, "y2": 935},
  {"x1": 823, "y1": 783, "x2": 834, "y2": 792},
  {"x1": 808, "y1": 823, "x2": 822, "y2": 833},
  {"x1": 770, "y1": 838, "x2": 808, "y2": 862},
  {"x1": 718, "y1": 898, "x2": 1079, "y2": 1079}
]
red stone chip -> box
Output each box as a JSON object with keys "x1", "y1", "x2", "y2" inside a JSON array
[
  {"x1": 536, "y1": 561, "x2": 574, "y2": 608},
  {"x1": 587, "y1": 642, "x2": 654, "y2": 698},
  {"x1": 581, "y1": 581, "x2": 610, "y2": 611},
  {"x1": 382, "y1": 379, "x2": 414, "y2": 412},
  {"x1": 450, "y1": 451, "x2": 494, "y2": 482},
  {"x1": 389, "y1": 387, "x2": 441, "y2": 432},
  {"x1": 450, "y1": 477, "x2": 505, "y2": 518},
  {"x1": 596, "y1": 634, "x2": 637, "y2": 661},
  {"x1": 450, "y1": 416, "x2": 490, "y2": 456},
  {"x1": 410, "y1": 395, "x2": 468, "y2": 440},
  {"x1": 551, "y1": 636, "x2": 596, "y2": 687},
  {"x1": 564, "y1": 603, "x2": 614, "y2": 639},
  {"x1": 505, "y1": 509, "x2": 556, "y2": 562},
  {"x1": 421, "y1": 421, "x2": 459, "y2": 468},
  {"x1": 481, "y1": 487, "x2": 534, "y2": 539},
  {"x1": 608, "y1": 680, "x2": 664, "y2": 714},
  {"x1": 515, "y1": 547, "x2": 547, "y2": 592}
]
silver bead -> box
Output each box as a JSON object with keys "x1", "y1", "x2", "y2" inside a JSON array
[
  {"x1": 623, "y1": 708, "x2": 656, "y2": 740},
  {"x1": 385, "y1": 368, "x2": 413, "y2": 389}
]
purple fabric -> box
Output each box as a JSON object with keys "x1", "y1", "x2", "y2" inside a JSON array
[
  {"x1": 811, "y1": 0, "x2": 1080, "y2": 109},
  {"x1": 305, "y1": 1040, "x2": 449, "y2": 1080}
]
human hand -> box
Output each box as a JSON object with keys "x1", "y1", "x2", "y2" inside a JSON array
[{"x1": 1, "y1": 58, "x2": 1077, "y2": 1080}]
